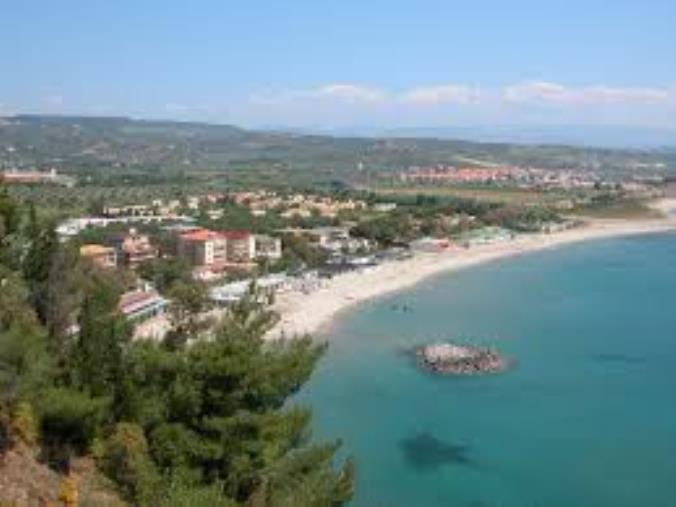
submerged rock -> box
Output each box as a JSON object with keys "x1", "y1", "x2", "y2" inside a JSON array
[{"x1": 415, "y1": 342, "x2": 510, "y2": 375}]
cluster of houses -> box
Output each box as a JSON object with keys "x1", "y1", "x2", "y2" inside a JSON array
[
  {"x1": 78, "y1": 225, "x2": 284, "y2": 333},
  {"x1": 231, "y1": 191, "x2": 367, "y2": 218},
  {"x1": 400, "y1": 165, "x2": 532, "y2": 185},
  {"x1": 0, "y1": 168, "x2": 76, "y2": 187},
  {"x1": 398, "y1": 164, "x2": 663, "y2": 195},
  {"x1": 176, "y1": 228, "x2": 281, "y2": 280},
  {"x1": 77, "y1": 220, "x2": 530, "y2": 332},
  {"x1": 79, "y1": 228, "x2": 159, "y2": 270},
  {"x1": 279, "y1": 226, "x2": 371, "y2": 254},
  {"x1": 80, "y1": 226, "x2": 282, "y2": 276},
  {"x1": 102, "y1": 193, "x2": 226, "y2": 218}
]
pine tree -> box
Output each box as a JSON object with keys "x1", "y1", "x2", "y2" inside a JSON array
[{"x1": 75, "y1": 268, "x2": 130, "y2": 397}]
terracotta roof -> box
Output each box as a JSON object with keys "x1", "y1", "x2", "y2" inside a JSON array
[
  {"x1": 179, "y1": 229, "x2": 227, "y2": 241},
  {"x1": 221, "y1": 231, "x2": 251, "y2": 240},
  {"x1": 80, "y1": 244, "x2": 114, "y2": 256},
  {"x1": 119, "y1": 289, "x2": 165, "y2": 315},
  {"x1": 180, "y1": 229, "x2": 251, "y2": 241}
]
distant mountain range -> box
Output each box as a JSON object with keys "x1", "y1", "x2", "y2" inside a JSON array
[
  {"x1": 1, "y1": 116, "x2": 674, "y2": 182},
  {"x1": 275, "y1": 125, "x2": 676, "y2": 150}
]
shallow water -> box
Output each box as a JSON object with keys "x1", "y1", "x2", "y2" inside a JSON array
[{"x1": 296, "y1": 233, "x2": 676, "y2": 507}]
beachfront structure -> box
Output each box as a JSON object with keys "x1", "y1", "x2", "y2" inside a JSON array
[
  {"x1": 308, "y1": 227, "x2": 350, "y2": 247},
  {"x1": 459, "y1": 226, "x2": 514, "y2": 247},
  {"x1": 118, "y1": 287, "x2": 168, "y2": 322},
  {"x1": 113, "y1": 228, "x2": 158, "y2": 268},
  {"x1": 210, "y1": 274, "x2": 291, "y2": 305},
  {"x1": 280, "y1": 226, "x2": 349, "y2": 247},
  {"x1": 308, "y1": 227, "x2": 371, "y2": 253},
  {"x1": 254, "y1": 234, "x2": 282, "y2": 260},
  {"x1": 80, "y1": 244, "x2": 117, "y2": 269},
  {"x1": 410, "y1": 237, "x2": 453, "y2": 253},
  {"x1": 279, "y1": 226, "x2": 370, "y2": 254}
]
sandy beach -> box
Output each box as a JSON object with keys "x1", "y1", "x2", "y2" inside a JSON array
[{"x1": 266, "y1": 199, "x2": 676, "y2": 340}]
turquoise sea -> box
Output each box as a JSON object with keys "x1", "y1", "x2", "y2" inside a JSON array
[{"x1": 296, "y1": 233, "x2": 676, "y2": 507}]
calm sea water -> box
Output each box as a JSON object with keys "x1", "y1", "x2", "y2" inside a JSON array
[{"x1": 296, "y1": 233, "x2": 676, "y2": 507}]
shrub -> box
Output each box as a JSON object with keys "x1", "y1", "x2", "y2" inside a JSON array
[
  {"x1": 102, "y1": 422, "x2": 161, "y2": 504},
  {"x1": 38, "y1": 388, "x2": 106, "y2": 467},
  {"x1": 11, "y1": 401, "x2": 39, "y2": 446}
]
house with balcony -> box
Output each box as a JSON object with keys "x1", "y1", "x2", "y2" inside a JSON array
[
  {"x1": 119, "y1": 286, "x2": 168, "y2": 322},
  {"x1": 223, "y1": 231, "x2": 256, "y2": 263},
  {"x1": 113, "y1": 228, "x2": 158, "y2": 268},
  {"x1": 178, "y1": 229, "x2": 228, "y2": 267},
  {"x1": 254, "y1": 234, "x2": 282, "y2": 260},
  {"x1": 80, "y1": 244, "x2": 117, "y2": 269}
]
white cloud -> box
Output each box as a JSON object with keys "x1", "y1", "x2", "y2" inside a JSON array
[
  {"x1": 504, "y1": 81, "x2": 673, "y2": 106},
  {"x1": 165, "y1": 102, "x2": 190, "y2": 113},
  {"x1": 311, "y1": 84, "x2": 388, "y2": 103},
  {"x1": 43, "y1": 94, "x2": 64, "y2": 108},
  {"x1": 399, "y1": 85, "x2": 480, "y2": 105},
  {"x1": 503, "y1": 81, "x2": 569, "y2": 103},
  {"x1": 244, "y1": 80, "x2": 676, "y2": 129},
  {"x1": 582, "y1": 86, "x2": 671, "y2": 105},
  {"x1": 250, "y1": 83, "x2": 387, "y2": 106}
]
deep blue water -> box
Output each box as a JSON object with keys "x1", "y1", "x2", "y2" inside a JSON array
[{"x1": 296, "y1": 233, "x2": 676, "y2": 507}]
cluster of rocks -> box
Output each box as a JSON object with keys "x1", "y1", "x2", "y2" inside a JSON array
[{"x1": 415, "y1": 342, "x2": 509, "y2": 375}]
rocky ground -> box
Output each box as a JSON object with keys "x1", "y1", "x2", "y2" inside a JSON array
[
  {"x1": 0, "y1": 443, "x2": 123, "y2": 507},
  {"x1": 416, "y1": 342, "x2": 510, "y2": 375}
]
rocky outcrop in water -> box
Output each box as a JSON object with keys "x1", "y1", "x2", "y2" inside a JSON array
[{"x1": 415, "y1": 342, "x2": 509, "y2": 375}]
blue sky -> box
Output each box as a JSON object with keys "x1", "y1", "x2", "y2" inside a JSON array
[{"x1": 1, "y1": 0, "x2": 675, "y2": 128}]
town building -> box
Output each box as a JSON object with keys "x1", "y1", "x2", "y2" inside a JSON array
[
  {"x1": 178, "y1": 229, "x2": 228, "y2": 267},
  {"x1": 103, "y1": 204, "x2": 153, "y2": 217},
  {"x1": 409, "y1": 237, "x2": 453, "y2": 253},
  {"x1": 254, "y1": 234, "x2": 282, "y2": 260},
  {"x1": 118, "y1": 286, "x2": 168, "y2": 322},
  {"x1": 0, "y1": 168, "x2": 75, "y2": 187},
  {"x1": 206, "y1": 209, "x2": 224, "y2": 220},
  {"x1": 113, "y1": 228, "x2": 158, "y2": 268},
  {"x1": 223, "y1": 231, "x2": 256, "y2": 263},
  {"x1": 297, "y1": 226, "x2": 350, "y2": 248},
  {"x1": 459, "y1": 226, "x2": 514, "y2": 247},
  {"x1": 278, "y1": 226, "x2": 369, "y2": 253},
  {"x1": 373, "y1": 202, "x2": 397, "y2": 212},
  {"x1": 209, "y1": 274, "x2": 291, "y2": 305},
  {"x1": 80, "y1": 244, "x2": 117, "y2": 268},
  {"x1": 186, "y1": 196, "x2": 200, "y2": 210},
  {"x1": 178, "y1": 228, "x2": 279, "y2": 272}
]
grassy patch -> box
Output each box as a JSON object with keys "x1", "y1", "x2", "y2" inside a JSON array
[
  {"x1": 570, "y1": 200, "x2": 662, "y2": 220},
  {"x1": 372, "y1": 185, "x2": 567, "y2": 206}
]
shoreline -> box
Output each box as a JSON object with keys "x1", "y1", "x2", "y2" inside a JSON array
[{"x1": 266, "y1": 202, "x2": 676, "y2": 341}]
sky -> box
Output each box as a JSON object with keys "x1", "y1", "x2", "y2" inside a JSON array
[{"x1": 1, "y1": 0, "x2": 675, "y2": 129}]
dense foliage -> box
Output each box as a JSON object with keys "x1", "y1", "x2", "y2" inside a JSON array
[
  {"x1": 0, "y1": 183, "x2": 354, "y2": 506},
  {"x1": 351, "y1": 194, "x2": 561, "y2": 246}
]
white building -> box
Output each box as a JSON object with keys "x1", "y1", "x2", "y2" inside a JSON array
[
  {"x1": 255, "y1": 234, "x2": 283, "y2": 260},
  {"x1": 209, "y1": 274, "x2": 291, "y2": 305}
]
